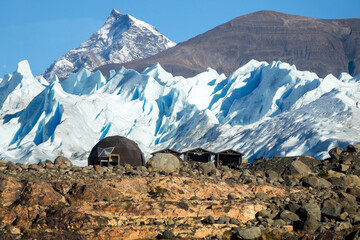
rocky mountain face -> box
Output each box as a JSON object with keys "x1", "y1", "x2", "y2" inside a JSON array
[
  {"x1": 2, "y1": 145, "x2": 360, "y2": 239},
  {"x1": 41, "y1": 9, "x2": 175, "y2": 80},
  {"x1": 98, "y1": 10, "x2": 360, "y2": 78}
]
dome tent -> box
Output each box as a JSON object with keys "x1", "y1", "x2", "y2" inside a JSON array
[{"x1": 88, "y1": 136, "x2": 145, "y2": 167}]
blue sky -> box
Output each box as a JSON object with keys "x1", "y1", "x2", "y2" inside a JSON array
[{"x1": 1, "y1": 0, "x2": 359, "y2": 77}]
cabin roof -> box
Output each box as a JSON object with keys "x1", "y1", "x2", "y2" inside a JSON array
[
  {"x1": 182, "y1": 147, "x2": 215, "y2": 155},
  {"x1": 151, "y1": 148, "x2": 182, "y2": 155},
  {"x1": 216, "y1": 149, "x2": 244, "y2": 155}
]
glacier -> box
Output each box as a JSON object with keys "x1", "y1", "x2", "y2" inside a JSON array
[{"x1": 1, "y1": 59, "x2": 360, "y2": 166}]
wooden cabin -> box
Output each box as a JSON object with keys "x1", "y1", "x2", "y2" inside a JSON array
[
  {"x1": 183, "y1": 148, "x2": 215, "y2": 162},
  {"x1": 216, "y1": 149, "x2": 244, "y2": 168}
]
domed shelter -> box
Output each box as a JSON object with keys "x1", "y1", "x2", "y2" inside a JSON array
[{"x1": 88, "y1": 136, "x2": 145, "y2": 167}]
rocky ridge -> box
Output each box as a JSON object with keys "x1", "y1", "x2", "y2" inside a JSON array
[
  {"x1": 2, "y1": 146, "x2": 360, "y2": 239},
  {"x1": 99, "y1": 10, "x2": 360, "y2": 78}
]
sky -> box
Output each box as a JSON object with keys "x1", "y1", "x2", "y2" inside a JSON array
[{"x1": 0, "y1": 0, "x2": 359, "y2": 77}]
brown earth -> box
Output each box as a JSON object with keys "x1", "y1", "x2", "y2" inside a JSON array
[{"x1": 2, "y1": 146, "x2": 360, "y2": 239}]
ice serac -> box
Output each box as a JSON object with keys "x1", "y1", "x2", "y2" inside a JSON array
[
  {"x1": 41, "y1": 9, "x2": 175, "y2": 80},
  {"x1": 0, "y1": 60, "x2": 45, "y2": 112},
  {"x1": 1, "y1": 60, "x2": 360, "y2": 165}
]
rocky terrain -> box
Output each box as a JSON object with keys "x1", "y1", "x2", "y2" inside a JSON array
[
  {"x1": 98, "y1": 10, "x2": 360, "y2": 78},
  {"x1": 2, "y1": 146, "x2": 360, "y2": 239}
]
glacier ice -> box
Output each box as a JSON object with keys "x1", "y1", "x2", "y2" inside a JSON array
[{"x1": 1, "y1": 59, "x2": 360, "y2": 165}]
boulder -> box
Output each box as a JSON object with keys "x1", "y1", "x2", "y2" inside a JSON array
[
  {"x1": 328, "y1": 147, "x2": 344, "y2": 160},
  {"x1": 235, "y1": 227, "x2": 262, "y2": 240},
  {"x1": 199, "y1": 161, "x2": 216, "y2": 175},
  {"x1": 321, "y1": 200, "x2": 342, "y2": 218},
  {"x1": 301, "y1": 213, "x2": 320, "y2": 233},
  {"x1": 147, "y1": 153, "x2": 180, "y2": 173},
  {"x1": 341, "y1": 175, "x2": 360, "y2": 186},
  {"x1": 347, "y1": 144, "x2": 360, "y2": 153},
  {"x1": 297, "y1": 202, "x2": 321, "y2": 222},
  {"x1": 20, "y1": 181, "x2": 67, "y2": 206},
  {"x1": 302, "y1": 176, "x2": 332, "y2": 189},
  {"x1": 54, "y1": 156, "x2": 73, "y2": 167},
  {"x1": 278, "y1": 210, "x2": 299, "y2": 224},
  {"x1": 0, "y1": 177, "x2": 23, "y2": 206},
  {"x1": 266, "y1": 170, "x2": 279, "y2": 182},
  {"x1": 6, "y1": 161, "x2": 17, "y2": 171},
  {"x1": 283, "y1": 160, "x2": 313, "y2": 178},
  {"x1": 202, "y1": 215, "x2": 215, "y2": 224}
]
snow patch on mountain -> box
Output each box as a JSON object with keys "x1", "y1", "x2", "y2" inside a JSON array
[
  {"x1": 42, "y1": 9, "x2": 175, "y2": 80},
  {"x1": 1, "y1": 60, "x2": 360, "y2": 165}
]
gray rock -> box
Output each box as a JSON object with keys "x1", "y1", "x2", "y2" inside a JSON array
[
  {"x1": 272, "y1": 219, "x2": 286, "y2": 227},
  {"x1": 54, "y1": 156, "x2": 73, "y2": 167},
  {"x1": 236, "y1": 227, "x2": 262, "y2": 240},
  {"x1": 283, "y1": 176, "x2": 300, "y2": 187},
  {"x1": 321, "y1": 206, "x2": 341, "y2": 218},
  {"x1": 284, "y1": 159, "x2": 313, "y2": 178},
  {"x1": 329, "y1": 147, "x2": 344, "y2": 160},
  {"x1": 6, "y1": 161, "x2": 17, "y2": 171},
  {"x1": 266, "y1": 170, "x2": 279, "y2": 182},
  {"x1": 216, "y1": 216, "x2": 230, "y2": 224},
  {"x1": 28, "y1": 164, "x2": 42, "y2": 171},
  {"x1": 279, "y1": 210, "x2": 299, "y2": 224},
  {"x1": 297, "y1": 202, "x2": 321, "y2": 222},
  {"x1": 301, "y1": 213, "x2": 320, "y2": 233},
  {"x1": 162, "y1": 230, "x2": 175, "y2": 239},
  {"x1": 347, "y1": 144, "x2": 360, "y2": 153},
  {"x1": 228, "y1": 194, "x2": 237, "y2": 200},
  {"x1": 302, "y1": 176, "x2": 332, "y2": 189},
  {"x1": 257, "y1": 209, "x2": 271, "y2": 219},
  {"x1": 230, "y1": 218, "x2": 240, "y2": 225},
  {"x1": 255, "y1": 192, "x2": 268, "y2": 201},
  {"x1": 199, "y1": 161, "x2": 216, "y2": 175},
  {"x1": 147, "y1": 153, "x2": 180, "y2": 173},
  {"x1": 202, "y1": 215, "x2": 215, "y2": 224},
  {"x1": 341, "y1": 175, "x2": 360, "y2": 186}
]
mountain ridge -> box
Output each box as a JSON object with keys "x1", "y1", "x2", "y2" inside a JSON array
[{"x1": 96, "y1": 10, "x2": 360, "y2": 78}]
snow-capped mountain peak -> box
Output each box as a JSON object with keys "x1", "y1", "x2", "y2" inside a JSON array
[{"x1": 41, "y1": 9, "x2": 175, "y2": 81}]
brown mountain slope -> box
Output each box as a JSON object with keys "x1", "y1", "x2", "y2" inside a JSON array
[{"x1": 96, "y1": 10, "x2": 360, "y2": 78}]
